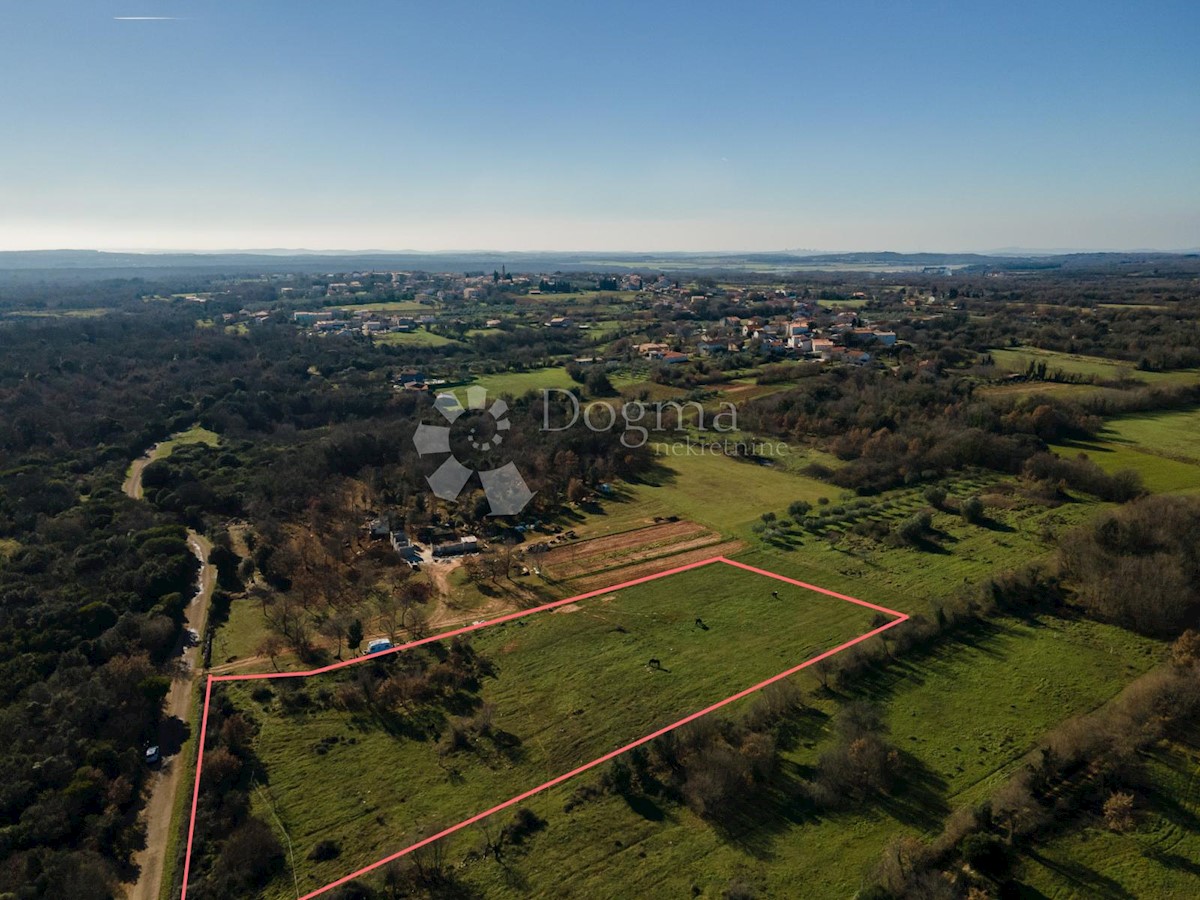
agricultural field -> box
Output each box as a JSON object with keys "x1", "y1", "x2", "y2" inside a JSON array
[
  {"x1": 206, "y1": 561, "x2": 889, "y2": 898},
  {"x1": 467, "y1": 366, "x2": 578, "y2": 397},
  {"x1": 533, "y1": 520, "x2": 739, "y2": 587},
  {"x1": 445, "y1": 612, "x2": 1164, "y2": 899},
  {"x1": 1052, "y1": 407, "x2": 1200, "y2": 494},
  {"x1": 374, "y1": 329, "x2": 460, "y2": 347},
  {"x1": 517, "y1": 290, "x2": 640, "y2": 305},
  {"x1": 328, "y1": 300, "x2": 429, "y2": 313},
  {"x1": 3, "y1": 306, "x2": 112, "y2": 318},
  {"x1": 584, "y1": 450, "x2": 842, "y2": 537},
  {"x1": 988, "y1": 347, "x2": 1200, "y2": 387}
]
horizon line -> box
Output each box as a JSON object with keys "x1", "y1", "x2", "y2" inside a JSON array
[{"x1": 2, "y1": 246, "x2": 1197, "y2": 257}]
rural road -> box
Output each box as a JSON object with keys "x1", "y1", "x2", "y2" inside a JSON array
[{"x1": 123, "y1": 445, "x2": 216, "y2": 900}]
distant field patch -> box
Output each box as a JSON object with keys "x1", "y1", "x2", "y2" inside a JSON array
[
  {"x1": 990, "y1": 346, "x2": 1200, "y2": 386},
  {"x1": 1051, "y1": 407, "x2": 1200, "y2": 494},
  {"x1": 374, "y1": 329, "x2": 460, "y2": 347},
  {"x1": 151, "y1": 425, "x2": 220, "y2": 461},
  {"x1": 517, "y1": 290, "x2": 638, "y2": 304},
  {"x1": 468, "y1": 367, "x2": 577, "y2": 397},
  {"x1": 4, "y1": 307, "x2": 112, "y2": 318},
  {"x1": 610, "y1": 450, "x2": 841, "y2": 534},
  {"x1": 329, "y1": 300, "x2": 428, "y2": 313}
]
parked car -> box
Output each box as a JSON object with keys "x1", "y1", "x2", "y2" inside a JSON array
[{"x1": 145, "y1": 745, "x2": 161, "y2": 765}]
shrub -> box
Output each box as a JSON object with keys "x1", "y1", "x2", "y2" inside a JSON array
[
  {"x1": 1103, "y1": 791, "x2": 1135, "y2": 832},
  {"x1": 308, "y1": 839, "x2": 341, "y2": 861},
  {"x1": 924, "y1": 486, "x2": 947, "y2": 508},
  {"x1": 961, "y1": 495, "x2": 985, "y2": 523},
  {"x1": 500, "y1": 808, "x2": 546, "y2": 845},
  {"x1": 787, "y1": 500, "x2": 812, "y2": 519},
  {"x1": 959, "y1": 832, "x2": 1009, "y2": 878}
]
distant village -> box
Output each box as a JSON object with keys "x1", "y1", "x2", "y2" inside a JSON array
[{"x1": 178, "y1": 268, "x2": 938, "y2": 387}]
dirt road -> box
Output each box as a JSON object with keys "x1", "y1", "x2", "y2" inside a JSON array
[
  {"x1": 122, "y1": 448, "x2": 154, "y2": 500},
  {"x1": 123, "y1": 446, "x2": 216, "y2": 900},
  {"x1": 126, "y1": 530, "x2": 214, "y2": 900}
]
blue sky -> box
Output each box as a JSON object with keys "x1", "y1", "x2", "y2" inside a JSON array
[{"x1": 1, "y1": 1, "x2": 1197, "y2": 251}]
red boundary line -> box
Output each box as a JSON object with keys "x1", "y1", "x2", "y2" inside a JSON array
[{"x1": 180, "y1": 557, "x2": 908, "y2": 900}]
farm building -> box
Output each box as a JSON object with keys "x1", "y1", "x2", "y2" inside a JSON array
[{"x1": 433, "y1": 535, "x2": 480, "y2": 558}]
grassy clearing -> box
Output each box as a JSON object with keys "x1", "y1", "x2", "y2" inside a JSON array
[
  {"x1": 989, "y1": 347, "x2": 1200, "y2": 386},
  {"x1": 467, "y1": 367, "x2": 578, "y2": 397},
  {"x1": 581, "y1": 451, "x2": 841, "y2": 538},
  {"x1": 210, "y1": 597, "x2": 271, "y2": 663},
  {"x1": 1013, "y1": 731, "x2": 1200, "y2": 898},
  {"x1": 817, "y1": 297, "x2": 869, "y2": 309},
  {"x1": 1102, "y1": 408, "x2": 1200, "y2": 463},
  {"x1": 225, "y1": 562, "x2": 881, "y2": 898},
  {"x1": 1051, "y1": 407, "x2": 1200, "y2": 494},
  {"x1": 150, "y1": 425, "x2": 220, "y2": 462},
  {"x1": 0, "y1": 538, "x2": 19, "y2": 562},
  {"x1": 374, "y1": 329, "x2": 460, "y2": 347},
  {"x1": 4, "y1": 307, "x2": 112, "y2": 318},
  {"x1": 977, "y1": 381, "x2": 1127, "y2": 402},
  {"x1": 327, "y1": 300, "x2": 428, "y2": 313},
  {"x1": 1052, "y1": 440, "x2": 1200, "y2": 495},
  {"x1": 519, "y1": 291, "x2": 639, "y2": 304}
]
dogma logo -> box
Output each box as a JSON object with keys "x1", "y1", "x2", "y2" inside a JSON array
[{"x1": 412, "y1": 386, "x2": 535, "y2": 515}]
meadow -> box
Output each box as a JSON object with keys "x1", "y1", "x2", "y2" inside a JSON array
[
  {"x1": 988, "y1": 347, "x2": 1200, "y2": 387},
  {"x1": 328, "y1": 300, "x2": 429, "y2": 313},
  {"x1": 374, "y1": 329, "x2": 460, "y2": 347},
  {"x1": 219, "y1": 561, "x2": 886, "y2": 898},
  {"x1": 465, "y1": 367, "x2": 578, "y2": 397},
  {"x1": 1052, "y1": 407, "x2": 1200, "y2": 494},
  {"x1": 446, "y1": 612, "x2": 1163, "y2": 899}
]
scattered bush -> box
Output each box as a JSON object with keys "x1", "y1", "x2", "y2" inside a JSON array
[{"x1": 308, "y1": 839, "x2": 341, "y2": 861}]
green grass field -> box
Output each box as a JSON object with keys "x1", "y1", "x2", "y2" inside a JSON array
[
  {"x1": 225, "y1": 562, "x2": 884, "y2": 898},
  {"x1": 467, "y1": 367, "x2": 578, "y2": 397},
  {"x1": 1051, "y1": 407, "x2": 1200, "y2": 494},
  {"x1": 328, "y1": 300, "x2": 429, "y2": 313},
  {"x1": 588, "y1": 450, "x2": 842, "y2": 537},
  {"x1": 374, "y1": 329, "x2": 460, "y2": 347},
  {"x1": 442, "y1": 612, "x2": 1163, "y2": 899},
  {"x1": 150, "y1": 425, "x2": 220, "y2": 461},
  {"x1": 4, "y1": 307, "x2": 112, "y2": 318},
  {"x1": 520, "y1": 290, "x2": 639, "y2": 304},
  {"x1": 989, "y1": 347, "x2": 1200, "y2": 387}
]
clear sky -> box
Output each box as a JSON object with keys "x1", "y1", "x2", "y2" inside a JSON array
[{"x1": 1, "y1": 1, "x2": 1197, "y2": 252}]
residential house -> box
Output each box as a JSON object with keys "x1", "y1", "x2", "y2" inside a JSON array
[{"x1": 638, "y1": 342, "x2": 670, "y2": 360}]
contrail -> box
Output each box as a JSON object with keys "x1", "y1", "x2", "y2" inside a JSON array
[{"x1": 114, "y1": 16, "x2": 184, "y2": 20}]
